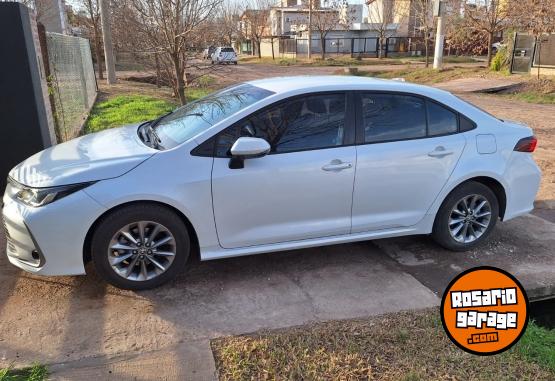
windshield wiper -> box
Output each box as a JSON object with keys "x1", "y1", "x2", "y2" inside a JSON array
[
  {"x1": 145, "y1": 111, "x2": 173, "y2": 149},
  {"x1": 147, "y1": 125, "x2": 163, "y2": 149}
]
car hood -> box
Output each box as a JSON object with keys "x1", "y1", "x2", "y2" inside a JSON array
[{"x1": 9, "y1": 124, "x2": 157, "y2": 188}]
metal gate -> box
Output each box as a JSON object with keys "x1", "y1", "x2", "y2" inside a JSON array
[{"x1": 511, "y1": 33, "x2": 535, "y2": 73}]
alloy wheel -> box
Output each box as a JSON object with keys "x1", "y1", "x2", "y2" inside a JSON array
[
  {"x1": 108, "y1": 221, "x2": 176, "y2": 281},
  {"x1": 448, "y1": 194, "x2": 492, "y2": 244}
]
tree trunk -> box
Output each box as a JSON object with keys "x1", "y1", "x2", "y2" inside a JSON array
[
  {"x1": 257, "y1": 40, "x2": 261, "y2": 58},
  {"x1": 536, "y1": 37, "x2": 541, "y2": 80},
  {"x1": 487, "y1": 31, "x2": 494, "y2": 67},
  {"x1": 378, "y1": 36, "x2": 384, "y2": 59},
  {"x1": 172, "y1": 54, "x2": 186, "y2": 105},
  {"x1": 320, "y1": 36, "x2": 325, "y2": 59},
  {"x1": 155, "y1": 53, "x2": 161, "y2": 88},
  {"x1": 425, "y1": 37, "x2": 429, "y2": 68},
  {"x1": 93, "y1": 26, "x2": 104, "y2": 80},
  {"x1": 271, "y1": 37, "x2": 275, "y2": 60}
]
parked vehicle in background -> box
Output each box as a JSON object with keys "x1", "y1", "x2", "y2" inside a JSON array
[
  {"x1": 2, "y1": 76, "x2": 541, "y2": 290},
  {"x1": 203, "y1": 46, "x2": 215, "y2": 60},
  {"x1": 211, "y1": 47, "x2": 237, "y2": 65}
]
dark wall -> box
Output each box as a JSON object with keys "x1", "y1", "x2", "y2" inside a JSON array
[{"x1": 0, "y1": 2, "x2": 55, "y2": 191}]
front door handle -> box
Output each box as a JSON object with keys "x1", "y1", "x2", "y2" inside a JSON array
[
  {"x1": 428, "y1": 146, "x2": 454, "y2": 158},
  {"x1": 322, "y1": 159, "x2": 352, "y2": 172}
]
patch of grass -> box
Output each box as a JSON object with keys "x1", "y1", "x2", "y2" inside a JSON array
[
  {"x1": 85, "y1": 95, "x2": 176, "y2": 133},
  {"x1": 240, "y1": 56, "x2": 407, "y2": 66},
  {"x1": 84, "y1": 88, "x2": 212, "y2": 133},
  {"x1": 211, "y1": 309, "x2": 555, "y2": 380},
  {"x1": 0, "y1": 364, "x2": 47, "y2": 381},
  {"x1": 394, "y1": 55, "x2": 478, "y2": 64},
  {"x1": 501, "y1": 78, "x2": 555, "y2": 104},
  {"x1": 356, "y1": 66, "x2": 490, "y2": 84},
  {"x1": 186, "y1": 88, "x2": 211, "y2": 102},
  {"x1": 515, "y1": 322, "x2": 555, "y2": 372},
  {"x1": 505, "y1": 92, "x2": 555, "y2": 104}
]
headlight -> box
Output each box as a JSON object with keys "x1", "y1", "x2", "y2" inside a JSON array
[{"x1": 7, "y1": 178, "x2": 95, "y2": 207}]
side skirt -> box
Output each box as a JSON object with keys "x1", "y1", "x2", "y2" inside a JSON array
[{"x1": 200, "y1": 214, "x2": 436, "y2": 261}]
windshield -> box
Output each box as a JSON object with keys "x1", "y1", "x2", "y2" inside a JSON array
[{"x1": 154, "y1": 84, "x2": 274, "y2": 149}]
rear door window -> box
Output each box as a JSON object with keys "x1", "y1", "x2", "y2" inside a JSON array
[
  {"x1": 361, "y1": 94, "x2": 426, "y2": 143},
  {"x1": 427, "y1": 101, "x2": 458, "y2": 136}
]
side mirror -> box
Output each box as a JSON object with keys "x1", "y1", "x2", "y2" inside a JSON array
[{"x1": 229, "y1": 137, "x2": 270, "y2": 169}]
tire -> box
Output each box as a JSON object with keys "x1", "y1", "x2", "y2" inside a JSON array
[
  {"x1": 233, "y1": 61, "x2": 238, "y2": 65},
  {"x1": 432, "y1": 181, "x2": 499, "y2": 251},
  {"x1": 211, "y1": 61, "x2": 214, "y2": 65},
  {"x1": 91, "y1": 203, "x2": 190, "y2": 290}
]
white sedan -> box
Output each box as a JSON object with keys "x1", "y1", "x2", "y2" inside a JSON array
[{"x1": 2, "y1": 76, "x2": 541, "y2": 289}]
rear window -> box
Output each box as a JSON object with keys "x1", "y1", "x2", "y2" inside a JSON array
[{"x1": 222, "y1": 47, "x2": 235, "y2": 52}]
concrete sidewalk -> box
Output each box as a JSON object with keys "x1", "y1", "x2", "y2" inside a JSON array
[
  {"x1": 375, "y1": 213, "x2": 555, "y2": 301},
  {"x1": 434, "y1": 77, "x2": 523, "y2": 93},
  {"x1": 0, "y1": 238, "x2": 438, "y2": 380}
]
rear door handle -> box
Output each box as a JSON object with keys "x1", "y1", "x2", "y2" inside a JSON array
[
  {"x1": 322, "y1": 159, "x2": 352, "y2": 172},
  {"x1": 428, "y1": 146, "x2": 454, "y2": 158}
]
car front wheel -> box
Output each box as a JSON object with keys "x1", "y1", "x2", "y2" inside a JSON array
[
  {"x1": 91, "y1": 203, "x2": 190, "y2": 290},
  {"x1": 432, "y1": 181, "x2": 499, "y2": 251}
]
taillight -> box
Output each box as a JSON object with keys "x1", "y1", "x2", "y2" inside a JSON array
[{"x1": 514, "y1": 136, "x2": 537, "y2": 152}]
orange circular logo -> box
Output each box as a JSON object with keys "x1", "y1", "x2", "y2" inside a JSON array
[{"x1": 441, "y1": 266, "x2": 529, "y2": 355}]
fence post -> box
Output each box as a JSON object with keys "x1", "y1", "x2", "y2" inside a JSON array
[
  {"x1": 509, "y1": 32, "x2": 517, "y2": 74},
  {"x1": 75, "y1": 39, "x2": 89, "y2": 109}
]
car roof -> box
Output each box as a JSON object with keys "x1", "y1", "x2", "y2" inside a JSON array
[{"x1": 246, "y1": 75, "x2": 453, "y2": 100}]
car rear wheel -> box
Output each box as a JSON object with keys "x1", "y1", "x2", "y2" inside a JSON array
[
  {"x1": 432, "y1": 181, "x2": 499, "y2": 251},
  {"x1": 91, "y1": 203, "x2": 190, "y2": 290}
]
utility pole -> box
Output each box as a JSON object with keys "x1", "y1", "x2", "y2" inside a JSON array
[
  {"x1": 99, "y1": 0, "x2": 116, "y2": 84},
  {"x1": 432, "y1": 0, "x2": 444, "y2": 70},
  {"x1": 307, "y1": 0, "x2": 312, "y2": 60}
]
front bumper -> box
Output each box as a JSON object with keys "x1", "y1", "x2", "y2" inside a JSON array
[{"x1": 2, "y1": 187, "x2": 106, "y2": 276}]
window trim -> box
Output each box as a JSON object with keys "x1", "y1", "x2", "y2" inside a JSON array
[
  {"x1": 192, "y1": 91, "x2": 356, "y2": 158},
  {"x1": 354, "y1": 91, "x2": 477, "y2": 146}
]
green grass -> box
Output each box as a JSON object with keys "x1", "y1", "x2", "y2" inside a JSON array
[
  {"x1": 515, "y1": 322, "x2": 555, "y2": 372},
  {"x1": 84, "y1": 89, "x2": 211, "y2": 133},
  {"x1": 85, "y1": 95, "x2": 176, "y2": 133},
  {"x1": 355, "y1": 66, "x2": 490, "y2": 84},
  {"x1": 211, "y1": 309, "x2": 555, "y2": 380},
  {"x1": 504, "y1": 92, "x2": 555, "y2": 104},
  {"x1": 0, "y1": 364, "x2": 47, "y2": 381}
]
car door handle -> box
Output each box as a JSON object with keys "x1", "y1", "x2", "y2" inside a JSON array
[
  {"x1": 428, "y1": 146, "x2": 454, "y2": 158},
  {"x1": 322, "y1": 160, "x2": 352, "y2": 171}
]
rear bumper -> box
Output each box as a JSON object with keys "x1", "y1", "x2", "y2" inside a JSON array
[
  {"x1": 503, "y1": 153, "x2": 542, "y2": 220},
  {"x1": 2, "y1": 188, "x2": 106, "y2": 276}
]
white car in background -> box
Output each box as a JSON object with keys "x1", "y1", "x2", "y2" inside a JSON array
[
  {"x1": 211, "y1": 46, "x2": 237, "y2": 65},
  {"x1": 2, "y1": 76, "x2": 541, "y2": 290}
]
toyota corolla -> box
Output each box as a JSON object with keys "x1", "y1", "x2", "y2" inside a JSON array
[{"x1": 2, "y1": 76, "x2": 541, "y2": 289}]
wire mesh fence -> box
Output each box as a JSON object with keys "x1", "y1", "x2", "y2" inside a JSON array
[{"x1": 45, "y1": 32, "x2": 97, "y2": 141}]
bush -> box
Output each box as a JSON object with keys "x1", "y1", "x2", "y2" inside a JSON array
[{"x1": 491, "y1": 45, "x2": 509, "y2": 71}]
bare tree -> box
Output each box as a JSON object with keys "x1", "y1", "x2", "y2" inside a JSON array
[
  {"x1": 510, "y1": 0, "x2": 555, "y2": 78},
  {"x1": 411, "y1": 0, "x2": 434, "y2": 67},
  {"x1": 241, "y1": 0, "x2": 271, "y2": 59},
  {"x1": 129, "y1": 0, "x2": 221, "y2": 104},
  {"x1": 76, "y1": 0, "x2": 104, "y2": 79},
  {"x1": 219, "y1": 1, "x2": 240, "y2": 47},
  {"x1": 366, "y1": 0, "x2": 410, "y2": 58},
  {"x1": 463, "y1": 0, "x2": 513, "y2": 66},
  {"x1": 310, "y1": 0, "x2": 354, "y2": 59}
]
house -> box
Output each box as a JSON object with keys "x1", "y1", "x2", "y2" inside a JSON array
[{"x1": 240, "y1": 0, "x2": 423, "y2": 58}]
